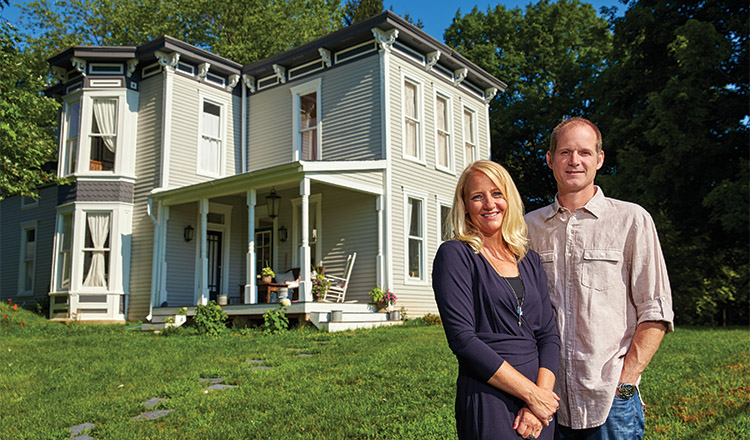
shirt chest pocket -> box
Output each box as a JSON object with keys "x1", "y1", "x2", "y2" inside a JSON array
[{"x1": 581, "y1": 249, "x2": 623, "y2": 291}]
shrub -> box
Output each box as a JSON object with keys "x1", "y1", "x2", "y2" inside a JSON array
[
  {"x1": 422, "y1": 313, "x2": 443, "y2": 326},
  {"x1": 193, "y1": 301, "x2": 228, "y2": 336},
  {"x1": 262, "y1": 300, "x2": 290, "y2": 335}
]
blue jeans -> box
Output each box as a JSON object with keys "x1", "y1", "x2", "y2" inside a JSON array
[{"x1": 556, "y1": 391, "x2": 645, "y2": 440}]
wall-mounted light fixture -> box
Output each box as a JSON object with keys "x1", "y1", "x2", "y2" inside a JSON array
[
  {"x1": 184, "y1": 225, "x2": 194, "y2": 242},
  {"x1": 266, "y1": 187, "x2": 281, "y2": 218},
  {"x1": 278, "y1": 225, "x2": 288, "y2": 243}
]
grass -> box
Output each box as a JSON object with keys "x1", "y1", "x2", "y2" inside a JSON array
[{"x1": 1, "y1": 302, "x2": 748, "y2": 439}]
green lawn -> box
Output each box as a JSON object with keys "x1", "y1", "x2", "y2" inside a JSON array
[{"x1": 1, "y1": 303, "x2": 748, "y2": 439}]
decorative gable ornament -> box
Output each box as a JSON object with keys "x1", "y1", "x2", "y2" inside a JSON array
[
  {"x1": 242, "y1": 74, "x2": 256, "y2": 93},
  {"x1": 155, "y1": 51, "x2": 180, "y2": 71},
  {"x1": 198, "y1": 63, "x2": 210, "y2": 81},
  {"x1": 371, "y1": 27, "x2": 399, "y2": 53},
  {"x1": 273, "y1": 64, "x2": 287, "y2": 84},
  {"x1": 453, "y1": 67, "x2": 468, "y2": 87},
  {"x1": 70, "y1": 57, "x2": 87, "y2": 76},
  {"x1": 318, "y1": 48, "x2": 332, "y2": 68},
  {"x1": 126, "y1": 59, "x2": 139, "y2": 78},
  {"x1": 426, "y1": 51, "x2": 441, "y2": 71}
]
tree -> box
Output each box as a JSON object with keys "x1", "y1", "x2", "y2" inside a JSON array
[
  {"x1": 593, "y1": 0, "x2": 749, "y2": 325},
  {"x1": 444, "y1": 0, "x2": 612, "y2": 211},
  {"x1": 0, "y1": 20, "x2": 62, "y2": 199},
  {"x1": 343, "y1": 0, "x2": 383, "y2": 26}
]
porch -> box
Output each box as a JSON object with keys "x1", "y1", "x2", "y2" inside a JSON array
[{"x1": 144, "y1": 301, "x2": 403, "y2": 332}]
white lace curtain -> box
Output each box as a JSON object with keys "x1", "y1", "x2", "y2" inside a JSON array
[
  {"x1": 92, "y1": 99, "x2": 117, "y2": 153},
  {"x1": 83, "y1": 213, "x2": 110, "y2": 287},
  {"x1": 404, "y1": 82, "x2": 418, "y2": 157}
]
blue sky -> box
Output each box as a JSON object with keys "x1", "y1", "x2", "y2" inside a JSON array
[{"x1": 1, "y1": 1, "x2": 625, "y2": 44}]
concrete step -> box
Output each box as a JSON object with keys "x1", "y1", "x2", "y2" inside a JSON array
[{"x1": 325, "y1": 320, "x2": 403, "y2": 332}]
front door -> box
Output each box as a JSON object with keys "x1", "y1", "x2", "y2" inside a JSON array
[
  {"x1": 255, "y1": 228, "x2": 272, "y2": 277},
  {"x1": 207, "y1": 230, "x2": 222, "y2": 302}
]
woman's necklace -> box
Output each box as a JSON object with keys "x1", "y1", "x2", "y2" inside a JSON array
[
  {"x1": 481, "y1": 246, "x2": 526, "y2": 327},
  {"x1": 501, "y1": 274, "x2": 525, "y2": 327}
]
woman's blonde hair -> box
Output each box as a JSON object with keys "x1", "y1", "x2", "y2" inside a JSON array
[{"x1": 451, "y1": 160, "x2": 529, "y2": 259}]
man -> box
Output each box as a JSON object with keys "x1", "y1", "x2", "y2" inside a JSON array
[{"x1": 525, "y1": 117, "x2": 674, "y2": 439}]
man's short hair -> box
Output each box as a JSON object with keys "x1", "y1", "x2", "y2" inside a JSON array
[{"x1": 549, "y1": 117, "x2": 603, "y2": 155}]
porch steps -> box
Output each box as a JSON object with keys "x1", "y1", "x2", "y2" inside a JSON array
[
  {"x1": 141, "y1": 311, "x2": 186, "y2": 331},
  {"x1": 309, "y1": 310, "x2": 403, "y2": 332}
]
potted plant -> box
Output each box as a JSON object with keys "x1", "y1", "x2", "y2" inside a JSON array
[
  {"x1": 368, "y1": 286, "x2": 397, "y2": 312},
  {"x1": 311, "y1": 273, "x2": 330, "y2": 301},
  {"x1": 261, "y1": 266, "x2": 275, "y2": 284}
]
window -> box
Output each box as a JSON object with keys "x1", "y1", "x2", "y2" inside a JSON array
[
  {"x1": 300, "y1": 92, "x2": 318, "y2": 160},
  {"x1": 463, "y1": 107, "x2": 477, "y2": 168},
  {"x1": 403, "y1": 77, "x2": 423, "y2": 161},
  {"x1": 89, "y1": 98, "x2": 118, "y2": 171},
  {"x1": 64, "y1": 99, "x2": 81, "y2": 175},
  {"x1": 404, "y1": 193, "x2": 427, "y2": 281},
  {"x1": 56, "y1": 212, "x2": 73, "y2": 291},
  {"x1": 291, "y1": 79, "x2": 322, "y2": 161},
  {"x1": 434, "y1": 92, "x2": 452, "y2": 171},
  {"x1": 198, "y1": 98, "x2": 224, "y2": 176},
  {"x1": 82, "y1": 212, "x2": 111, "y2": 289},
  {"x1": 439, "y1": 202, "x2": 453, "y2": 243},
  {"x1": 18, "y1": 222, "x2": 37, "y2": 295}
]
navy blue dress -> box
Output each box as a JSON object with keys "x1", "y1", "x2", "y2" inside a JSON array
[{"x1": 433, "y1": 240, "x2": 560, "y2": 439}]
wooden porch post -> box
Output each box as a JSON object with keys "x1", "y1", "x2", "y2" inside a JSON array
[
  {"x1": 300, "y1": 178, "x2": 312, "y2": 301},
  {"x1": 376, "y1": 196, "x2": 384, "y2": 289},
  {"x1": 199, "y1": 198, "x2": 209, "y2": 305},
  {"x1": 245, "y1": 190, "x2": 257, "y2": 304},
  {"x1": 157, "y1": 205, "x2": 169, "y2": 307}
]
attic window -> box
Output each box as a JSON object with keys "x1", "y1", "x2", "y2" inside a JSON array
[
  {"x1": 90, "y1": 64, "x2": 124, "y2": 75},
  {"x1": 177, "y1": 62, "x2": 195, "y2": 75},
  {"x1": 206, "y1": 72, "x2": 225, "y2": 86}
]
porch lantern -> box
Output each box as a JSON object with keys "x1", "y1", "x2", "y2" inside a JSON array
[
  {"x1": 266, "y1": 188, "x2": 281, "y2": 218},
  {"x1": 184, "y1": 225, "x2": 194, "y2": 242},
  {"x1": 278, "y1": 225, "x2": 288, "y2": 242}
]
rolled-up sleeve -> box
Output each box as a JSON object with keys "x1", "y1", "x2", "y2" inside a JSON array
[{"x1": 432, "y1": 241, "x2": 505, "y2": 382}]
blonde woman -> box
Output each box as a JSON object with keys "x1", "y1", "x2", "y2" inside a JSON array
[{"x1": 433, "y1": 160, "x2": 560, "y2": 440}]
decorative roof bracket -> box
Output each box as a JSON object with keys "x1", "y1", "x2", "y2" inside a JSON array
[
  {"x1": 198, "y1": 63, "x2": 210, "y2": 81},
  {"x1": 155, "y1": 51, "x2": 180, "y2": 71},
  {"x1": 273, "y1": 64, "x2": 287, "y2": 84},
  {"x1": 126, "y1": 59, "x2": 139, "y2": 77},
  {"x1": 227, "y1": 74, "x2": 240, "y2": 90},
  {"x1": 319, "y1": 48, "x2": 332, "y2": 68},
  {"x1": 371, "y1": 27, "x2": 399, "y2": 53},
  {"x1": 453, "y1": 67, "x2": 468, "y2": 87},
  {"x1": 484, "y1": 87, "x2": 498, "y2": 105},
  {"x1": 243, "y1": 74, "x2": 256, "y2": 92},
  {"x1": 52, "y1": 66, "x2": 67, "y2": 82},
  {"x1": 426, "y1": 51, "x2": 441, "y2": 71},
  {"x1": 70, "y1": 57, "x2": 87, "y2": 76}
]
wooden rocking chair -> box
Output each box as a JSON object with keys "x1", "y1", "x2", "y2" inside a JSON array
[{"x1": 322, "y1": 253, "x2": 356, "y2": 303}]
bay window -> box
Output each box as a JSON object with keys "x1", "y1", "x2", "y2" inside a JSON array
[{"x1": 89, "y1": 98, "x2": 118, "y2": 171}]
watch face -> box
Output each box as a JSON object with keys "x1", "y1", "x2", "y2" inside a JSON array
[{"x1": 618, "y1": 384, "x2": 637, "y2": 399}]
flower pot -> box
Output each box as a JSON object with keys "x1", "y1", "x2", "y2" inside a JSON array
[
  {"x1": 389, "y1": 310, "x2": 401, "y2": 321},
  {"x1": 261, "y1": 276, "x2": 272, "y2": 284},
  {"x1": 375, "y1": 301, "x2": 388, "y2": 313},
  {"x1": 217, "y1": 294, "x2": 228, "y2": 306},
  {"x1": 331, "y1": 310, "x2": 343, "y2": 322}
]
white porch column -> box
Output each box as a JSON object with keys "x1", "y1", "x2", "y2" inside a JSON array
[
  {"x1": 376, "y1": 196, "x2": 384, "y2": 288},
  {"x1": 245, "y1": 190, "x2": 257, "y2": 304},
  {"x1": 157, "y1": 205, "x2": 169, "y2": 307},
  {"x1": 199, "y1": 198, "x2": 209, "y2": 305},
  {"x1": 300, "y1": 178, "x2": 312, "y2": 301}
]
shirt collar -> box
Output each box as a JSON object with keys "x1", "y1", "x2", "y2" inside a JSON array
[{"x1": 546, "y1": 186, "x2": 606, "y2": 221}]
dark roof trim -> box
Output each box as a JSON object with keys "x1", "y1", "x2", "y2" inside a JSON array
[{"x1": 137, "y1": 35, "x2": 242, "y2": 75}]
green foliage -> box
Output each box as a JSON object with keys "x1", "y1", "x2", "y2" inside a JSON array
[
  {"x1": 593, "y1": 0, "x2": 749, "y2": 325},
  {"x1": 311, "y1": 273, "x2": 330, "y2": 300},
  {"x1": 193, "y1": 300, "x2": 228, "y2": 336},
  {"x1": 261, "y1": 266, "x2": 275, "y2": 278},
  {"x1": 368, "y1": 286, "x2": 397, "y2": 305},
  {"x1": 445, "y1": 0, "x2": 612, "y2": 211},
  {"x1": 422, "y1": 313, "x2": 443, "y2": 326},
  {"x1": 0, "y1": 21, "x2": 65, "y2": 199},
  {"x1": 262, "y1": 303, "x2": 290, "y2": 335},
  {"x1": 343, "y1": 0, "x2": 383, "y2": 26}
]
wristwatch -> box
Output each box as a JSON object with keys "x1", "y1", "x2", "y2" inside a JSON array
[{"x1": 616, "y1": 382, "x2": 637, "y2": 399}]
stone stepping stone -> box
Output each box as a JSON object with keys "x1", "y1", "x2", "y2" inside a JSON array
[
  {"x1": 249, "y1": 366, "x2": 271, "y2": 371},
  {"x1": 246, "y1": 359, "x2": 263, "y2": 364},
  {"x1": 69, "y1": 423, "x2": 95, "y2": 437},
  {"x1": 296, "y1": 353, "x2": 313, "y2": 357},
  {"x1": 143, "y1": 397, "x2": 167, "y2": 409},
  {"x1": 198, "y1": 377, "x2": 224, "y2": 384},
  {"x1": 205, "y1": 383, "x2": 237, "y2": 391},
  {"x1": 133, "y1": 410, "x2": 174, "y2": 421}
]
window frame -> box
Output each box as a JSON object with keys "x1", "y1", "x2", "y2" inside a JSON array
[
  {"x1": 290, "y1": 78, "x2": 322, "y2": 162},
  {"x1": 436, "y1": 196, "x2": 454, "y2": 244},
  {"x1": 18, "y1": 221, "x2": 38, "y2": 296},
  {"x1": 401, "y1": 72, "x2": 425, "y2": 164},
  {"x1": 81, "y1": 211, "x2": 112, "y2": 291},
  {"x1": 433, "y1": 88, "x2": 454, "y2": 173},
  {"x1": 53, "y1": 209, "x2": 74, "y2": 293},
  {"x1": 196, "y1": 91, "x2": 228, "y2": 178},
  {"x1": 60, "y1": 96, "x2": 82, "y2": 177},
  {"x1": 463, "y1": 105, "x2": 478, "y2": 169},
  {"x1": 403, "y1": 189, "x2": 428, "y2": 284}
]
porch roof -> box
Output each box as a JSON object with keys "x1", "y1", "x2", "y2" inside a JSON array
[{"x1": 149, "y1": 160, "x2": 387, "y2": 206}]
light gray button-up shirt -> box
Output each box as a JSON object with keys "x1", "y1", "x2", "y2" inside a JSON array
[{"x1": 525, "y1": 187, "x2": 674, "y2": 429}]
